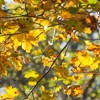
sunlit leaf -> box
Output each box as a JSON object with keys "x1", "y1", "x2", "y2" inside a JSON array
[
  {"x1": 61, "y1": 11, "x2": 72, "y2": 19},
  {"x1": 0, "y1": 86, "x2": 18, "y2": 99},
  {"x1": 64, "y1": 85, "x2": 83, "y2": 97},
  {"x1": 25, "y1": 70, "x2": 39, "y2": 78},
  {"x1": 84, "y1": 27, "x2": 92, "y2": 34},
  {"x1": 88, "y1": 0, "x2": 98, "y2": 4}
]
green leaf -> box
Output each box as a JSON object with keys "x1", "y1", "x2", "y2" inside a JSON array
[{"x1": 88, "y1": 0, "x2": 98, "y2": 4}]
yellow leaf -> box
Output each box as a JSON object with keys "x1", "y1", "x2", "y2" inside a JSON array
[
  {"x1": 71, "y1": 32, "x2": 79, "y2": 42},
  {"x1": 85, "y1": 40, "x2": 91, "y2": 45},
  {"x1": 45, "y1": 46, "x2": 55, "y2": 57},
  {"x1": 70, "y1": 50, "x2": 93, "y2": 67},
  {"x1": 12, "y1": 38, "x2": 21, "y2": 51},
  {"x1": 90, "y1": 59, "x2": 100, "y2": 70},
  {"x1": 14, "y1": 0, "x2": 24, "y2": 3},
  {"x1": 41, "y1": 20, "x2": 49, "y2": 27},
  {"x1": 22, "y1": 40, "x2": 32, "y2": 53},
  {"x1": 64, "y1": 1, "x2": 74, "y2": 8},
  {"x1": 39, "y1": 90, "x2": 55, "y2": 100},
  {"x1": 61, "y1": 11, "x2": 72, "y2": 19},
  {"x1": 55, "y1": 85, "x2": 61, "y2": 92},
  {"x1": 41, "y1": 85, "x2": 45, "y2": 92},
  {"x1": 25, "y1": 70, "x2": 39, "y2": 78},
  {"x1": 32, "y1": 49, "x2": 42, "y2": 56},
  {"x1": 0, "y1": 86, "x2": 18, "y2": 99},
  {"x1": 57, "y1": 0, "x2": 62, "y2": 3},
  {"x1": 39, "y1": 33, "x2": 46, "y2": 41},
  {"x1": 64, "y1": 85, "x2": 83, "y2": 97},
  {"x1": 0, "y1": 36, "x2": 7, "y2": 43},
  {"x1": 84, "y1": 27, "x2": 92, "y2": 34},
  {"x1": 11, "y1": 57, "x2": 22, "y2": 70},
  {"x1": 24, "y1": 70, "x2": 40, "y2": 86},
  {"x1": 42, "y1": 57, "x2": 52, "y2": 67},
  {"x1": 87, "y1": 73, "x2": 93, "y2": 78},
  {"x1": 85, "y1": 41, "x2": 100, "y2": 56},
  {"x1": 55, "y1": 33, "x2": 66, "y2": 40},
  {"x1": 28, "y1": 81, "x2": 37, "y2": 86},
  {"x1": 6, "y1": 86, "x2": 18, "y2": 98},
  {"x1": 0, "y1": 55, "x2": 11, "y2": 76},
  {"x1": 55, "y1": 64, "x2": 68, "y2": 79}
]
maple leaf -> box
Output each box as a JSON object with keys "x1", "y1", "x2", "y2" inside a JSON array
[
  {"x1": 25, "y1": 70, "x2": 39, "y2": 78},
  {"x1": 0, "y1": 55, "x2": 11, "y2": 76},
  {"x1": 39, "y1": 90, "x2": 55, "y2": 100},
  {"x1": 85, "y1": 41, "x2": 100, "y2": 56},
  {"x1": 61, "y1": 11, "x2": 72, "y2": 19},
  {"x1": 42, "y1": 57, "x2": 53, "y2": 67},
  {"x1": 64, "y1": 1, "x2": 74, "y2": 8},
  {"x1": 45, "y1": 46, "x2": 55, "y2": 57},
  {"x1": 11, "y1": 57, "x2": 22, "y2": 70},
  {"x1": 32, "y1": 49, "x2": 42, "y2": 56},
  {"x1": 84, "y1": 27, "x2": 92, "y2": 34},
  {"x1": 55, "y1": 33, "x2": 66, "y2": 40},
  {"x1": 55, "y1": 64, "x2": 68, "y2": 79},
  {"x1": 12, "y1": 38, "x2": 21, "y2": 51},
  {"x1": 70, "y1": 50, "x2": 93, "y2": 68},
  {"x1": 90, "y1": 58, "x2": 100, "y2": 70},
  {"x1": 0, "y1": 86, "x2": 18, "y2": 100},
  {"x1": 24, "y1": 70, "x2": 41, "y2": 86},
  {"x1": 71, "y1": 32, "x2": 79, "y2": 42},
  {"x1": 64, "y1": 85, "x2": 83, "y2": 97},
  {"x1": 22, "y1": 39, "x2": 33, "y2": 53}
]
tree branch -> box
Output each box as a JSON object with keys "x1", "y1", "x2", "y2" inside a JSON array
[
  {"x1": 22, "y1": 38, "x2": 72, "y2": 100},
  {"x1": 0, "y1": 15, "x2": 49, "y2": 20},
  {"x1": 83, "y1": 75, "x2": 96, "y2": 100}
]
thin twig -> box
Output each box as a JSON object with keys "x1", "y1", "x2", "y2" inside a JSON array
[{"x1": 22, "y1": 38, "x2": 72, "y2": 100}]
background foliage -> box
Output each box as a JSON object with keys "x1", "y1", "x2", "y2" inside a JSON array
[{"x1": 0, "y1": 0, "x2": 100, "y2": 100}]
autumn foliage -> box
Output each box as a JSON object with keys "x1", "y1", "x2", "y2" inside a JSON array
[{"x1": 0, "y1": 0, "x2": 100, "y2": 100}]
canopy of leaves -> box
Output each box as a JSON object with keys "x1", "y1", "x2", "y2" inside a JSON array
[{"x1": 0, "y1": 0, "x2": 100, "y2": 100}]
